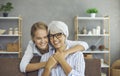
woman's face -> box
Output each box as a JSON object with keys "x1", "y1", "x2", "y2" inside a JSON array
[
  {"x1": 49, "y1": 32, "x2": 66, "y2": 49},
  {"x1": 33, "y1": 29, "x2": 48, "y2": 50}
]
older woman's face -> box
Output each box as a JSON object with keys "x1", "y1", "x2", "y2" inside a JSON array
[{"x1": 49, "y1": 32, "x2": 66, "y2": 49}]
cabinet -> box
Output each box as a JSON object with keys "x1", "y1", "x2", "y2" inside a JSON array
[
  {"x1": 0, "y1": 16, "x2": 22, "y2": 58},
  {"x1": 74, "y1": 16, "x2": 110, "y2": 76}
]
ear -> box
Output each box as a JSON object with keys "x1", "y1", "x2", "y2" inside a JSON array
[{"x1": 32, "y1": 38, "x2": 35, "y2": 43}]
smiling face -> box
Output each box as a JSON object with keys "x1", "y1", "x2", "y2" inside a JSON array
[
  {"x1": 33, "y1": 29, "x2": 48, "y2": 50},
  {"x1": 31, "y1": 22, "x2": 49, "y2": 51},
  {"x1": 49, "y1": 32, "x2": 66, "y2": 49},
  {"x1": 48, "y1": 21, "x2": 68, "y2": 50}
]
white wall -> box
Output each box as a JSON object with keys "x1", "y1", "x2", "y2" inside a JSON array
[{"x1": 0, "y1": 0, "x2": 120, "y2": 64}]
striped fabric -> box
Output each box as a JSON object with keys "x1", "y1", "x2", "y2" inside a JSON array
[
  {"x1": 20, "y1": 40, "x2": 88, "y2": 76},
  {"x1": 38, "y1": 43, "x2": 85, "y2": 76}
]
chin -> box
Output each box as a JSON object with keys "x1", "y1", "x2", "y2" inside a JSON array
[
  {"x1": 54, "y1": 45, "x2": 61, "y2": 49},
  {"x1": 38, "y1": 45, "x2": 47, "y2": 50}
]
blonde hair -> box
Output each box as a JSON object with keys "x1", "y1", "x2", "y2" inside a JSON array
[{"x1": 31, "y1": 21, "x2": 48, "y2": 38}]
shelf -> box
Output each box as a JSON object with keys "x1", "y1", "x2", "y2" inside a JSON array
[
  {"x1": 0, "y1": 34, "x2": 21, "y2": 36},
  {"x1": 0, "y1": 16, "x2": 22, "y2": 58},
  {"x1": 77, "y1": 16, "x2": 109, "y2": 20},
  {"x1": 101, "y1": 72, "x2": 107, "y2": 76},
  {"x1": 74, "y1": 16, "x2": 110, "y2": 75},
  {"x1": 83, "y1": 51, "x2": 109, "y2": 53},
  {"x1": 0, "y1": 51, "x2": 19, "y2": 54},
  {"x1": 101, "y1": 63, "x2": 109, "y2": 68},
  {"x1": 0, "y1": 17, "x2": 22, "y2": 20},
  {"x1": 77, "y1": 34, "x2": 110, "y2": 36}
]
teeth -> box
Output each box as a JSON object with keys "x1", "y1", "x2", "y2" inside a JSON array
[
  {"x1": 54, "y1": 41, "x2": 59, "y2": 44},
  {"x1": 41, "y1": 44, "x2": 46, "y2": 46}
]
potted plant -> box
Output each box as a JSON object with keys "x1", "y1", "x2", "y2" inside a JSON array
[
  {"x1": 0, "y1": 2, "x2": 14, "y2": 17},
  {"x1": 86, "y1": 8, "x2": 98, "y2": 18}
]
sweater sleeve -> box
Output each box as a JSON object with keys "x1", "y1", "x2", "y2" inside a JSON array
[
  {"x1": 66, "y1": 40, "x2": 89, "y2": 51},
  {"x1": 20, "y1": 41, "x2": 34, "y2": 72},
  {"x1": 68, "y1": 52, "x2": 85, "y2": 76}
]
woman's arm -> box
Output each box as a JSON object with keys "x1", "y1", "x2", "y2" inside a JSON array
[
  {"x1": 53, "y1": 52, "x2": 72, "y2": 76},
  {"x1": 26, "y1": 62, "x2": 46, "y2": 72},
  {"x1": 64, "y1": 40, "x2": 89, "y2": 57},
  {"x1": 64, "y1": 45, "x2": 84, "y2": 57},
  {"x1": 53, "y1": 51, "x2": 85, "y2": 76},
  {"x1": 20, "y1": 41, "x2": 46, "y2": 72},
  {"x1": 42, "y1": 56, "x2": 57, "y2": 76}
]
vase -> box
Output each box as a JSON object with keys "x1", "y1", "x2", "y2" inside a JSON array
[
  {"x1": 90, "y1": 13, "x2": 96, "y2": 18},
  {"x1": 3, "y1": 13, "x2": 8, "y2": 17}
]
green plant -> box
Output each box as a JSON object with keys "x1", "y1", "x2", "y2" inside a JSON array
[
  {"x1": 86, "y1": 8, "x2": 98, "y2": 14},
  {"x1": 0, "y1": 2, "x2": 14, "y2": 13}
]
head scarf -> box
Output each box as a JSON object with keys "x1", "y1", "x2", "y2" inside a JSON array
[{"x1": 48, "y1": 21, "x2": 69, "y2": 38}]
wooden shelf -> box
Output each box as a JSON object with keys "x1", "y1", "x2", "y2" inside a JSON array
[
  {"x1": 0, "y1": 51, "x2": 19, "y2": 54},
  {"x1": 0, "y1": 34, "x2": 21, "y2": 36},
  {"x1": 74, "y1": 16, "x2": 110, "y2": 76},
  {"x1": 77, "y1": 16, "x2": 109, "y2": 20},
  {"x1": 0, "y1": 16, "x2": 22, "y2": 58},
  {"x1": 83, "y1": 51, "x2": 109, "y2": 53},
  {"x1": 77, "y1": 34, "x2": 110, "y2": 36},
  {"x1": 101, "y1": 63, "x2": 109, "y2": 68},
  {"x1": 0, "y1": 17, "x2": 22, "y2": 20}
]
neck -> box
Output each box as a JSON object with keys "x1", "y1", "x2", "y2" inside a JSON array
[{"x1": 36, "y1": 45, "x2": 49, "y2": 54}]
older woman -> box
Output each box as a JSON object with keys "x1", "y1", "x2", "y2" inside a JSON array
[{"x1": 41, "y1": 21, "x2": 87, "y2": 76}]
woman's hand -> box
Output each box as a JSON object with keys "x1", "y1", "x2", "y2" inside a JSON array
[
  {"x1": 45, "y1": 56, "x2": 57, "y2": 70},
  {"x1": 42, "y1": 56, "x2": 57, "y2": 76},
  {"x1": 53, "y1": 51, "x2": 65, "y2": 63},
  {"x1": 53, "y1": 51, "x2": 72, "y2": 76}
]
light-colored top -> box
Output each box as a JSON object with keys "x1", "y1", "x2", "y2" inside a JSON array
[
  {"x1": 20, "y1": 40, "x2": 88, "y2": 73},
  {"x1": 38, "y1": 43, "x2": 85, "y2": 76}
]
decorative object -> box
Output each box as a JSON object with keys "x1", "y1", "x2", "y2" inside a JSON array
[
  {"x1": 90, "y1": 45, "x2": 96, "y2": 51},
  {"x1": 100, "y1": 59, "x2": 104, "y2": 64},
  {"x1": 96, "y1": 26, "x2": 100, "y2": 35},
  {"x1": 14, "y1": 28, "x2": 18, "y2": 35},
  {"x1": 88, "y1": 31, "x2": 92, "y2": 35},
  {"x1": 8, "y1": 28, "x2": 13, "y2": 35},
  {"x1": 86, "y1": 8, "x2": 98, "y2": 18},
  {"x1": 103, "y1": 29, "x2": 106, "y2": 34},
  {"x1": 81, "y1": 26, "x2": 87, "y2": 34},
  {"x1": 0, "y1": 29, "x2": 6, "y2": 34},
  {"x1": 0, "y1": 2, "x2": 14, "y2": 17},
  {"x1": 92, "y1": 28, "x2": 96, "y2": 34},
  {"x1": 84, "y1": 54, "x2": 93, "y2": 59},
  {"x1": 98, "y1": 45, "x2": 105, "y2": 51},
  {"x1": 7, "y1": 42, "x2": 18, "y2": 52},
  {"x1": 111, "y1": 59, "x2": 120, "y2": 76}
]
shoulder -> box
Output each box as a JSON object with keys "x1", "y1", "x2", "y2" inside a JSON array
[
  {"x1": 27, "y1": 40, "x2": 36, "y2": 48},
  {"x1": 69, "y1": 51, "x2": 84, "y2": 59},
  {"x1": 73, "y1": 51, "x2": 83, "y2": 55},
  {"x1": 28, "y1": 40, "x2": 34, "y2": 45}
]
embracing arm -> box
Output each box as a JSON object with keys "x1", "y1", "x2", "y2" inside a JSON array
[
  {"x1": 42, "y1": 56, "x2": 57, "y2": 76},
  {"x1": 53, "y1": 51, "x2": 85, "y2": 76},
  {"x1": 20, "y1": 41, "x2": 46, "y2": 72},
  {"x1": 26, "y1": 62, "x2": 46, "y2": 72},
  {"x1": 53, "y1": 52, "x2": 72, "y2": 76},
  {"x1": 20, "y1": 52, "x2": 46, "y2": 72},
  {"x1": 64, "y1": 40, "x2": 88, "y2": 57},
  {"x1": 64, "y1": 45, "x2": 85, "y2": 57}
]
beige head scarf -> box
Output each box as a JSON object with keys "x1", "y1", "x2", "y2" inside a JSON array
[{"x1": 48, "y1": 21, "x2": 69, "y2": 38}]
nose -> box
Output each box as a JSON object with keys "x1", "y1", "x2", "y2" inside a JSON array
[
  {"x1": 52, "y1": 35, "x2": 58, "y2": 40},
  {"x1": 41, "y1": 38, "x2": 45, "y2": 43}
]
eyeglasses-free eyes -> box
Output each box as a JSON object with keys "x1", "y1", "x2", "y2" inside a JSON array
[{"x1": 48, "y1": 33, "x2": 64, "y2": 39}]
